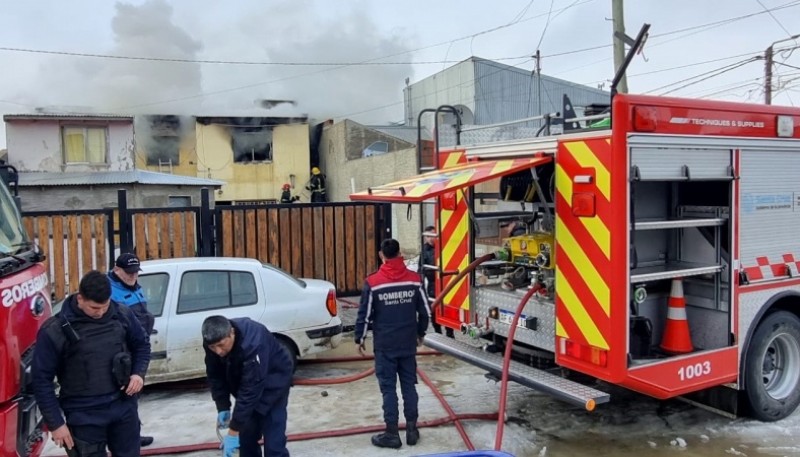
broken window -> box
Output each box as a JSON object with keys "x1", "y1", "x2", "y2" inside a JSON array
[
  {"x1": 63, "y1": 126, "x2": 107, "y2": 163},
  {"x1": 146, "y1": 116, "x2": 181, "y2": 166},
  {"x1": 232, "y1": 127, "x2": 273, "y2": 163}
]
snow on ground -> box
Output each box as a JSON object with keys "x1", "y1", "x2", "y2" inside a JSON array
[{"x1": 41, "y1": 307, "x2": 800, "y2": 457}]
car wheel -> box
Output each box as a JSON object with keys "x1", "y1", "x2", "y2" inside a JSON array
[
  {"x1": 277, "y1": 337, "x2": 298, "y2": 373},
  {"x1": 744, "y1": 311, "x2": 800, "y2": 421}
]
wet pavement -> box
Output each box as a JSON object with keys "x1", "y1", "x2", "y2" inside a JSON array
[{"x1": 40, "y1": 299, "x2": 800, "y2": 456}]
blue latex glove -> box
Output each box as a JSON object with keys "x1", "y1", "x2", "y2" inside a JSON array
[
  {"x1": 222, "y1": 434, "x2": 239, "y2": 457},
  {"x1": 217, "y1": 411, "x2": 231, "y2": 428}
]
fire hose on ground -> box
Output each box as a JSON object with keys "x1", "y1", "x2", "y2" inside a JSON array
[
  {"x1": 42, "y1": 351, "x2": 497, "y2": 456},
  {"x1": 45, "y1": 252, "x2": 520, "y2": 456}
]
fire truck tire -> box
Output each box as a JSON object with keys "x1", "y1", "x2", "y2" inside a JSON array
[{"x1": 743, "y1": 311, "x2": 800, "y2": 422}]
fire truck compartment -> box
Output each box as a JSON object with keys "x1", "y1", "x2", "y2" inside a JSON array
[
  {"x1": 473, "y1": 287, "x2": 556, "y2": 352},
  {"x1": 423, "y1": 333, "x2": 609, "y2": 410}
]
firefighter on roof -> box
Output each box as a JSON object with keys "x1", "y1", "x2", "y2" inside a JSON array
[
  {"x1": 279, "y1": 183, "x2": 299, "y2": 203},
  {"x1": 305, "y1": 167, "x2": 327, "y2": 203}
]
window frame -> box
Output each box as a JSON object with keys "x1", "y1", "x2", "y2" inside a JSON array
[
  {"x1": 231, "y1": 127, "x2": 274, "y2": 163},
  {"x1": 176, "y1": 269, "x2": 259, "y2": 314},
  {"x1": 137, "y1": 272, "x2": 170, "y2": 317},
  {"x1": 61, "y1": 125, "x2": 109, "y2": 164}
]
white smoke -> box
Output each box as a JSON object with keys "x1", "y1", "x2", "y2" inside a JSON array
[{"x1": 5, "y1": 0, "x2": 415, "y2": 123}]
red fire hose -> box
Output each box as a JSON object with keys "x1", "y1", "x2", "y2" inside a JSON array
[
  {"x1": 43, "y1": 350, "x2": 495, "y2": 456},
  {"x1": 429, "y1": 253, "x2": 497, "y2": 319},
  {"x1": 494, "y1": 283, "x2": 541, "y2": 451},
  {"x1": 135, "y1": 410, "x2": 498, "y2": 456},
  {"x1": 417, "y1": 368, "x2": 477, "y2": 450}
]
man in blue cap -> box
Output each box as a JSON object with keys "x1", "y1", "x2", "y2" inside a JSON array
[{"x1": 108, "y1": 253, "x2": 155, "y2": 447}]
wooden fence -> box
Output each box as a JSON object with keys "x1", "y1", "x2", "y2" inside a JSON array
[
  {"x1": 21, "y1": 210, "x2": 115, "y2": 299},
  {"x1": 130, "y1": 208, "x2": 200, "y2": 261},
  {"x1": 22, "y1": 190, "x2": 391, "y2": 299},
  {"x1": 216, "y1": 202, "x2": 391, "y2": 295}
]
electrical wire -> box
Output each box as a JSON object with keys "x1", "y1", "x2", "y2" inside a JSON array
[
  {"x1": 756, "y1": 0, "x2": 796, "y2": 39},
  {"x1": 643, "y1": 57, "x2": 762, "y2": 95},
  {"x1": 538, "y1": 0, "x2": 800, "y2": 60}
]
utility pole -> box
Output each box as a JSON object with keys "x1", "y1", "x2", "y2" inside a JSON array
[
  {"x1": 764, "y1": 34, "x2": 800, "y2": 105},
  {"x1": 765, "y1": 46, "x2": 774, "y2": 105},
  {"x1": 535, "y1": 49, "x2": 542, "y2": 116},
  {"x1": 612, "y1": 0, "x2": 628, "y2": 94}
]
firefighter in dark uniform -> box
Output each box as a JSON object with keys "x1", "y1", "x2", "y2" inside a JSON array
[
  {"x1": 279, "y1": 183, "x2": 299, "y2": 203},
  {"x1": 32, "y1": 270, "x2": 151, "y2": 457},
  {"x1": 421, "y1": 226, "x2": 454, "y2": 338},
  {"x1": 355, "y1": 238, "x2": 430, "y2": 449},
  {"x1": 305, "y1": 167, "x2": 327, "y2": 202},
  {"x1": 202, "y1": 315, "x2": 293, "y2": 457}
]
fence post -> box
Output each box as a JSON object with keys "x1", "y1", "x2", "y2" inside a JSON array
[
  {"x1": 200, "y1": 188, "x2": 214, "y2": 257},
  {"x1": 117, "y1": 189, "x2": 132, "y2": 253}
]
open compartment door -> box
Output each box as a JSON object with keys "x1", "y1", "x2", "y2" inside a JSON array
[{"x1": 349, "y1": 156, "x2": 552, "y2": 203}]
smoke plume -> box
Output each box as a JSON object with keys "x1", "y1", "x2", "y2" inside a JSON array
[{"x1": 6, "y1": 0, "x2": 416, "y2": 124}]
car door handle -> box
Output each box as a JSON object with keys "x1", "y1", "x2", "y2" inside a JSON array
[{"x1": 150, "y1": 329, "x2": 159, "y2": 335}]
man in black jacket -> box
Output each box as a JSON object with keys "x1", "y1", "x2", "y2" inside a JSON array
[
  {"x1": 421, "y1": 226, "x2": 454, "y2": 338},
  {"x1": 203, "y1": 316, "x2": 293, "y2": 457},
  {"x1": 32, "y1": 270, "x2": 151, "y2": 457},
  {"x1": 355, "y1": 238, "x2": 430, "y2": 449}
]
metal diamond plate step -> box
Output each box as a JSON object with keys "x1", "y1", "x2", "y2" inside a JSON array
[{"x1": 424, "y1": 333, "x2": 610, "y2": 411}]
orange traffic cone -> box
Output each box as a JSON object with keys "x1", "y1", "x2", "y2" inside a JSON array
[{"x1": 660, "y1": 278, "x2": 693, "y2": 354}]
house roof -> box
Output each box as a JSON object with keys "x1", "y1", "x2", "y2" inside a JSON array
[
  {"x1": 18, "y1": 170, "x2": 224, "y2": 187},
  {"x1": 4, "y1": 113, "x2": 134, "y2": 122}
]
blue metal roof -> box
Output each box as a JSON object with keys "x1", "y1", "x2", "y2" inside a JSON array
[{"x1": 18, "y1": 170, "x2": 224, "y2": 187}]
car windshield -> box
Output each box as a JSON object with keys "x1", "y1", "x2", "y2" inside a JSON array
[
  {"x1": 0, "y1": 180, "x2": 30, "y2": 257},
  {"x1": 261, "y1": 263, "x2": 306, "y2": 288}
]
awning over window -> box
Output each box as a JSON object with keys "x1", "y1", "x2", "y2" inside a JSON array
[{"x1": 350, "y1": 156, "x2": 552, "y2": 203}]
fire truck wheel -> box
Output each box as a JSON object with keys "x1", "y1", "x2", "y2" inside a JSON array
[{"x1": 744, "y1": 311, "x2": 800, "y2": 422}]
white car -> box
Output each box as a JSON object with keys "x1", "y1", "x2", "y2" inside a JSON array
[{"x1": 135, "y1": 257, "x2": 343, "y2": 384}]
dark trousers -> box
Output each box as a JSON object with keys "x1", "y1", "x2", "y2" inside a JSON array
[
  {"x1": 238, "y1": 387, "x2": 291, "y2": 457},
  {"x1": 64, "y1": 397, "x2": 140, "y2": 457},
  {"x1": 374, "y1": 351, "x2": 418, "y2": 426}
]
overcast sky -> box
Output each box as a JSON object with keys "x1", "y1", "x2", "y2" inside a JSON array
[{"x1": 0, "y1": 0, "x2": 798, "y2": 148}]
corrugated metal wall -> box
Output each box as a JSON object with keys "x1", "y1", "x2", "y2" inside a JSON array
[
  {"x1": 472, "y1": 59, "x2": 609, "y2": 125},
  {"x1": 405, "y1": 57, "x2": 609, "y2": 127}
]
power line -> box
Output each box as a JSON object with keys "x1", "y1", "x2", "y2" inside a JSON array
[
  {"x1": 539, "y1": 0, "x2": 800, "y2": 60},
  {"x1": 333, "y1": 58, "x2": 538, "y2": 120},
  {"x1": 0, "y1": 1, "x2": 593, "y2": 68},
  {"x1": 655, "y1": 58, "x2": 762, "y2": 96},
  {"x1": 756, "y1": 0, "x2": 795, "y2": 39},
  {"x1": 775, "y1": 61, "x2": 800, "y2": 71},
  {"x1": 0, "y1": 46, "x2": 525, "y2": 67}
]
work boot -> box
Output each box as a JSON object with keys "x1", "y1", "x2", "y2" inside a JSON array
[
  {"x1": 140, "y1": 436, "x2": 154, "y2": 447},
  {"x1": 406, "y1": 421, "x2": 420, "y2": 446},
  {"x1": 371, "y1": 424, "x2": 402, "y2": 449}
]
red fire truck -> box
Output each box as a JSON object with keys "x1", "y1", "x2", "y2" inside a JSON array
[
  {"x1": 0, "y1": 164, "x2": 51, "y2": 457},
  {"x1": 351, "y1": 92, "x2": 800, "y2": 421}
]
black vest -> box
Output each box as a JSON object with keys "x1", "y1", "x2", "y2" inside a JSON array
[{"x1": 47, "y1": 303, "x2": 130, "y2": 398}]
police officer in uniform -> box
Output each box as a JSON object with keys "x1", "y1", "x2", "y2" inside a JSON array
[
  {"x1": 355, "y1": 239, "x2": 430, "y2": 449},
  {"x1": 108, "y1": 252, "x2": 155, "y2": 447},
  {"x1": 203, "y1": 315, "x2": 293, "y2": 457},
  {"x1": 32, "y1": 270, "x2": 151, "y2": 457}
]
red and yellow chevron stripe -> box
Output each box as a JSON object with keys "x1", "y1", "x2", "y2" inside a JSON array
[
  {"x1": 350, "y1": 157, "x2": 547, "y2": 203},
  {"x1": 555, "y1": 137, "x2": 622, "y2": 372},
  {"x1": 438, "y1": 150, "x2": 471, "y2": 316}
]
